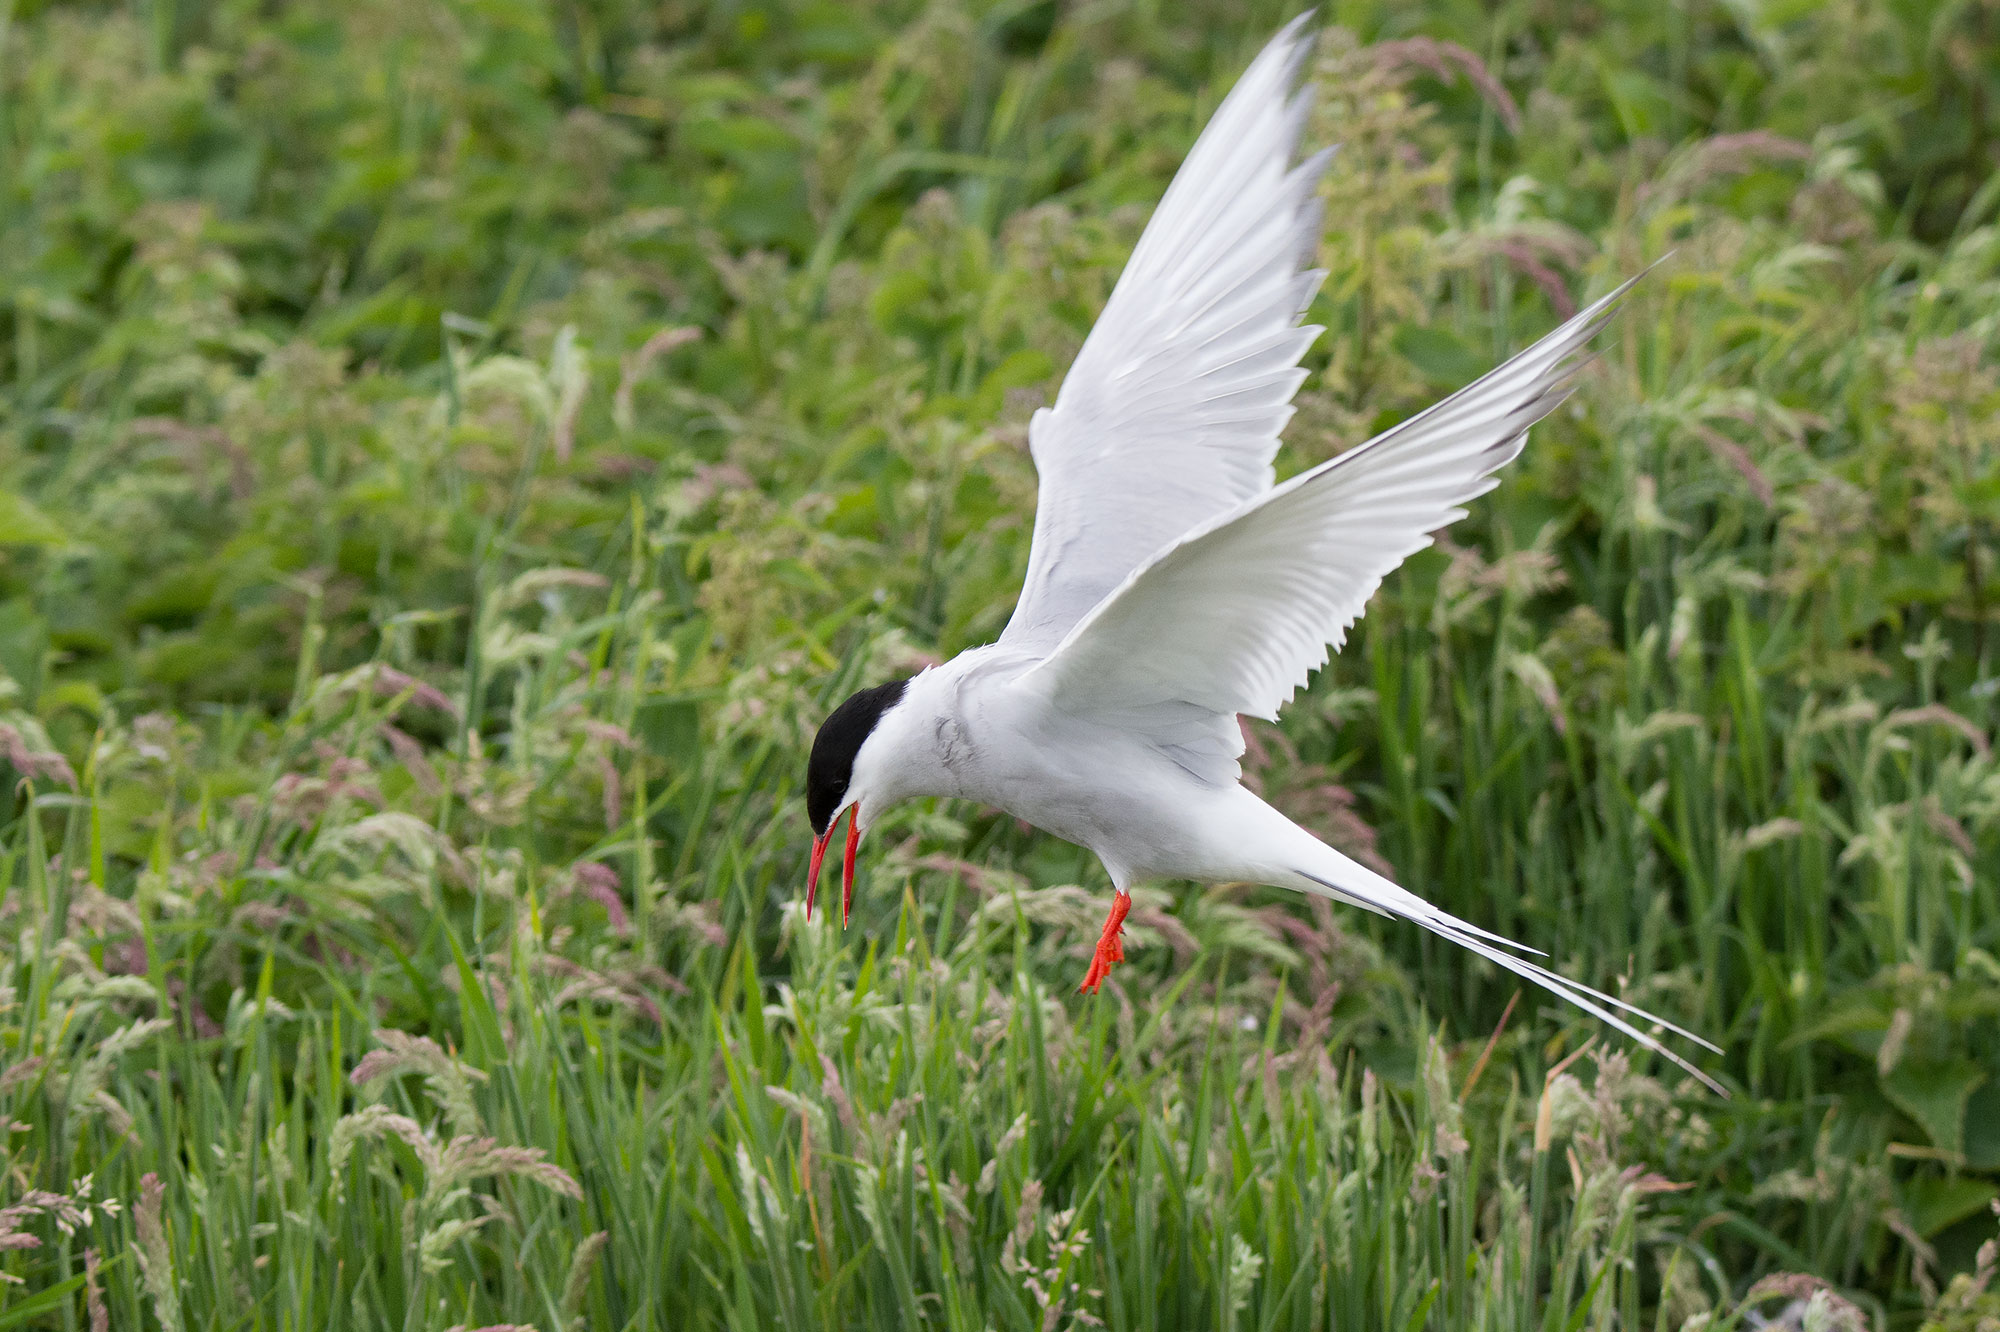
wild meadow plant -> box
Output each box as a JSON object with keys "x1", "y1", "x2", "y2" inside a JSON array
[{"x1": 0, "y1": 0, "x2": 1996, "y2": 1326}]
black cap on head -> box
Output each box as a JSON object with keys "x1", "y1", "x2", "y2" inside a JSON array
[{"x1": 806, "y1": 678, "x2": 909, "y2": 834}]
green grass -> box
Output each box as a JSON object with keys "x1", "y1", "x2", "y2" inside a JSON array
[{"x1": 1, "y1": 0, "x2": 1998, "y2": 1326}]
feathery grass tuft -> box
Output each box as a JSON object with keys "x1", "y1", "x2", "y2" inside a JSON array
[{"x1": 0, "y1": 0, "x2": 1997, "y2": 1326}]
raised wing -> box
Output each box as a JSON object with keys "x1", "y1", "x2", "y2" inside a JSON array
[
  {"x1": 1000, "y1": 14, "x2": 1332, "y2": 654},
  {"x1": 1021, "y1": 274, "x2": 1645, "y2": 733}
]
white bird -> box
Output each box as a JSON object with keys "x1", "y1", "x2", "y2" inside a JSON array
[{"x1": 804, "y1": 14, "x2": 1720, "y2": 1090}]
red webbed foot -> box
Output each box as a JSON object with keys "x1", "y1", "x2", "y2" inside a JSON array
[{"x1": 1078, "y1": 892, "x2": 1132, "y2": 994}]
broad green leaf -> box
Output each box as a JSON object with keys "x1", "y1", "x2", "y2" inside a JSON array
[
  {"x1": 0, "y1": 492, "x2": 66, "y2": 546},
  {"x1": 1904, "y1": 1174, "x2": 2000, "y2": 1239},
  {"x1": 1883, "y1": 1059, "x2": 1987, "y2": 1158}
]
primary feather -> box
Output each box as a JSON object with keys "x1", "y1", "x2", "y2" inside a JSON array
[
  {"x1": 1023, "y1": 275, "x2": 1645, "y2": 732},
  {"x1": 1001, "y1": 12, "x2": 1332, "y2": 654}
]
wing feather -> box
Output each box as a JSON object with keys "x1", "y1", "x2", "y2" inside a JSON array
[
  {"x1": 1001, "y1": 15, "x2": 1332, "y2": 653},
  {"x1": 1021, "y1": 273, "x2": 1648, "y2": 730}
]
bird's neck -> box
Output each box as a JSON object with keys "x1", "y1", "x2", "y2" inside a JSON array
[{"x1": 853, "y1": 665, "x2": 976, "y2": 809}]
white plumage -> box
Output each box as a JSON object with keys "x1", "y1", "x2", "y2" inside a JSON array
[
  {"x1": 805, "y1": 14, "x2": 1719, "y2": 1092},
  {"x1": 1023, "y1": 278, "x2": 1641, "y2": 779},
  {"x1": 1003, "y1": 12, "x2": 1330, "y2": 654}
]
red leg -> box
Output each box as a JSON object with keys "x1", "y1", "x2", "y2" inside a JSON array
[{"x1": 1078, "y1": 892, "x2": 1132, "y2": 994}]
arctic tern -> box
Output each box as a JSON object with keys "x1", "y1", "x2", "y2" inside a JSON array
[{"x1": 804, "y1": 15, "x2": 1719, "y2": 1089}]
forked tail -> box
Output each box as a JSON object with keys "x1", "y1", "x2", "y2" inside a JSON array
[{"x1": 1287, "y1": 848, "x2": 1725, "y2": 1095}]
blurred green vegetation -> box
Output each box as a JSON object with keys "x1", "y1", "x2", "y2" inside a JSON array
[{"x1": 1, "y1": 0, "x2": 1998, "y2": 1327}]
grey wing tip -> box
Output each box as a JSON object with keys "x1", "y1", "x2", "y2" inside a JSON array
[
  {"x1": 1581, "y1": 253, "x2": 1674, "y2": 322},
  {"x1": 1272, "y1": 11, "x2": 1321, "y2": 82},
  {"x1": 1480, "y1": 429, "x2": 1531, "y2": 474},
  {"x1": 1298, "y1": 143, "x2": 1339, "y2": 178}
]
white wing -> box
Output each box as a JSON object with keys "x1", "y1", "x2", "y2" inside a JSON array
[
  {"x1": 1000, "y1": 13, "x2": 1332, "y2": 654},
  {"x1": 1017, "y1": 274, "x2": 1718, "y2": 1088},
  {"x1": 1021, "y1": 275, "x2": 1645, "y2": 742}
]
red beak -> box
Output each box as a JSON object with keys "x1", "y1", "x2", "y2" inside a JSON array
[
  {"x1": 842, "y1": 807, "x2": 861, "y2": 927},
  {"x1": 807, "y1": 821, "x2": 833, "y2": 921},
  {"x1": 806, "y1": 805, "x2": 864, "y2": 925}
]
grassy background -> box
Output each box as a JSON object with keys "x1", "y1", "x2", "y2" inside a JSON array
[{"x1": 2, "y1": 0, "x2": 1999, "y2": 1326}]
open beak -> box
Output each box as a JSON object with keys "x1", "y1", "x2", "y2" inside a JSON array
[{"x1": 805, "y1": 805, "x2": 864, "y2": 926}]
